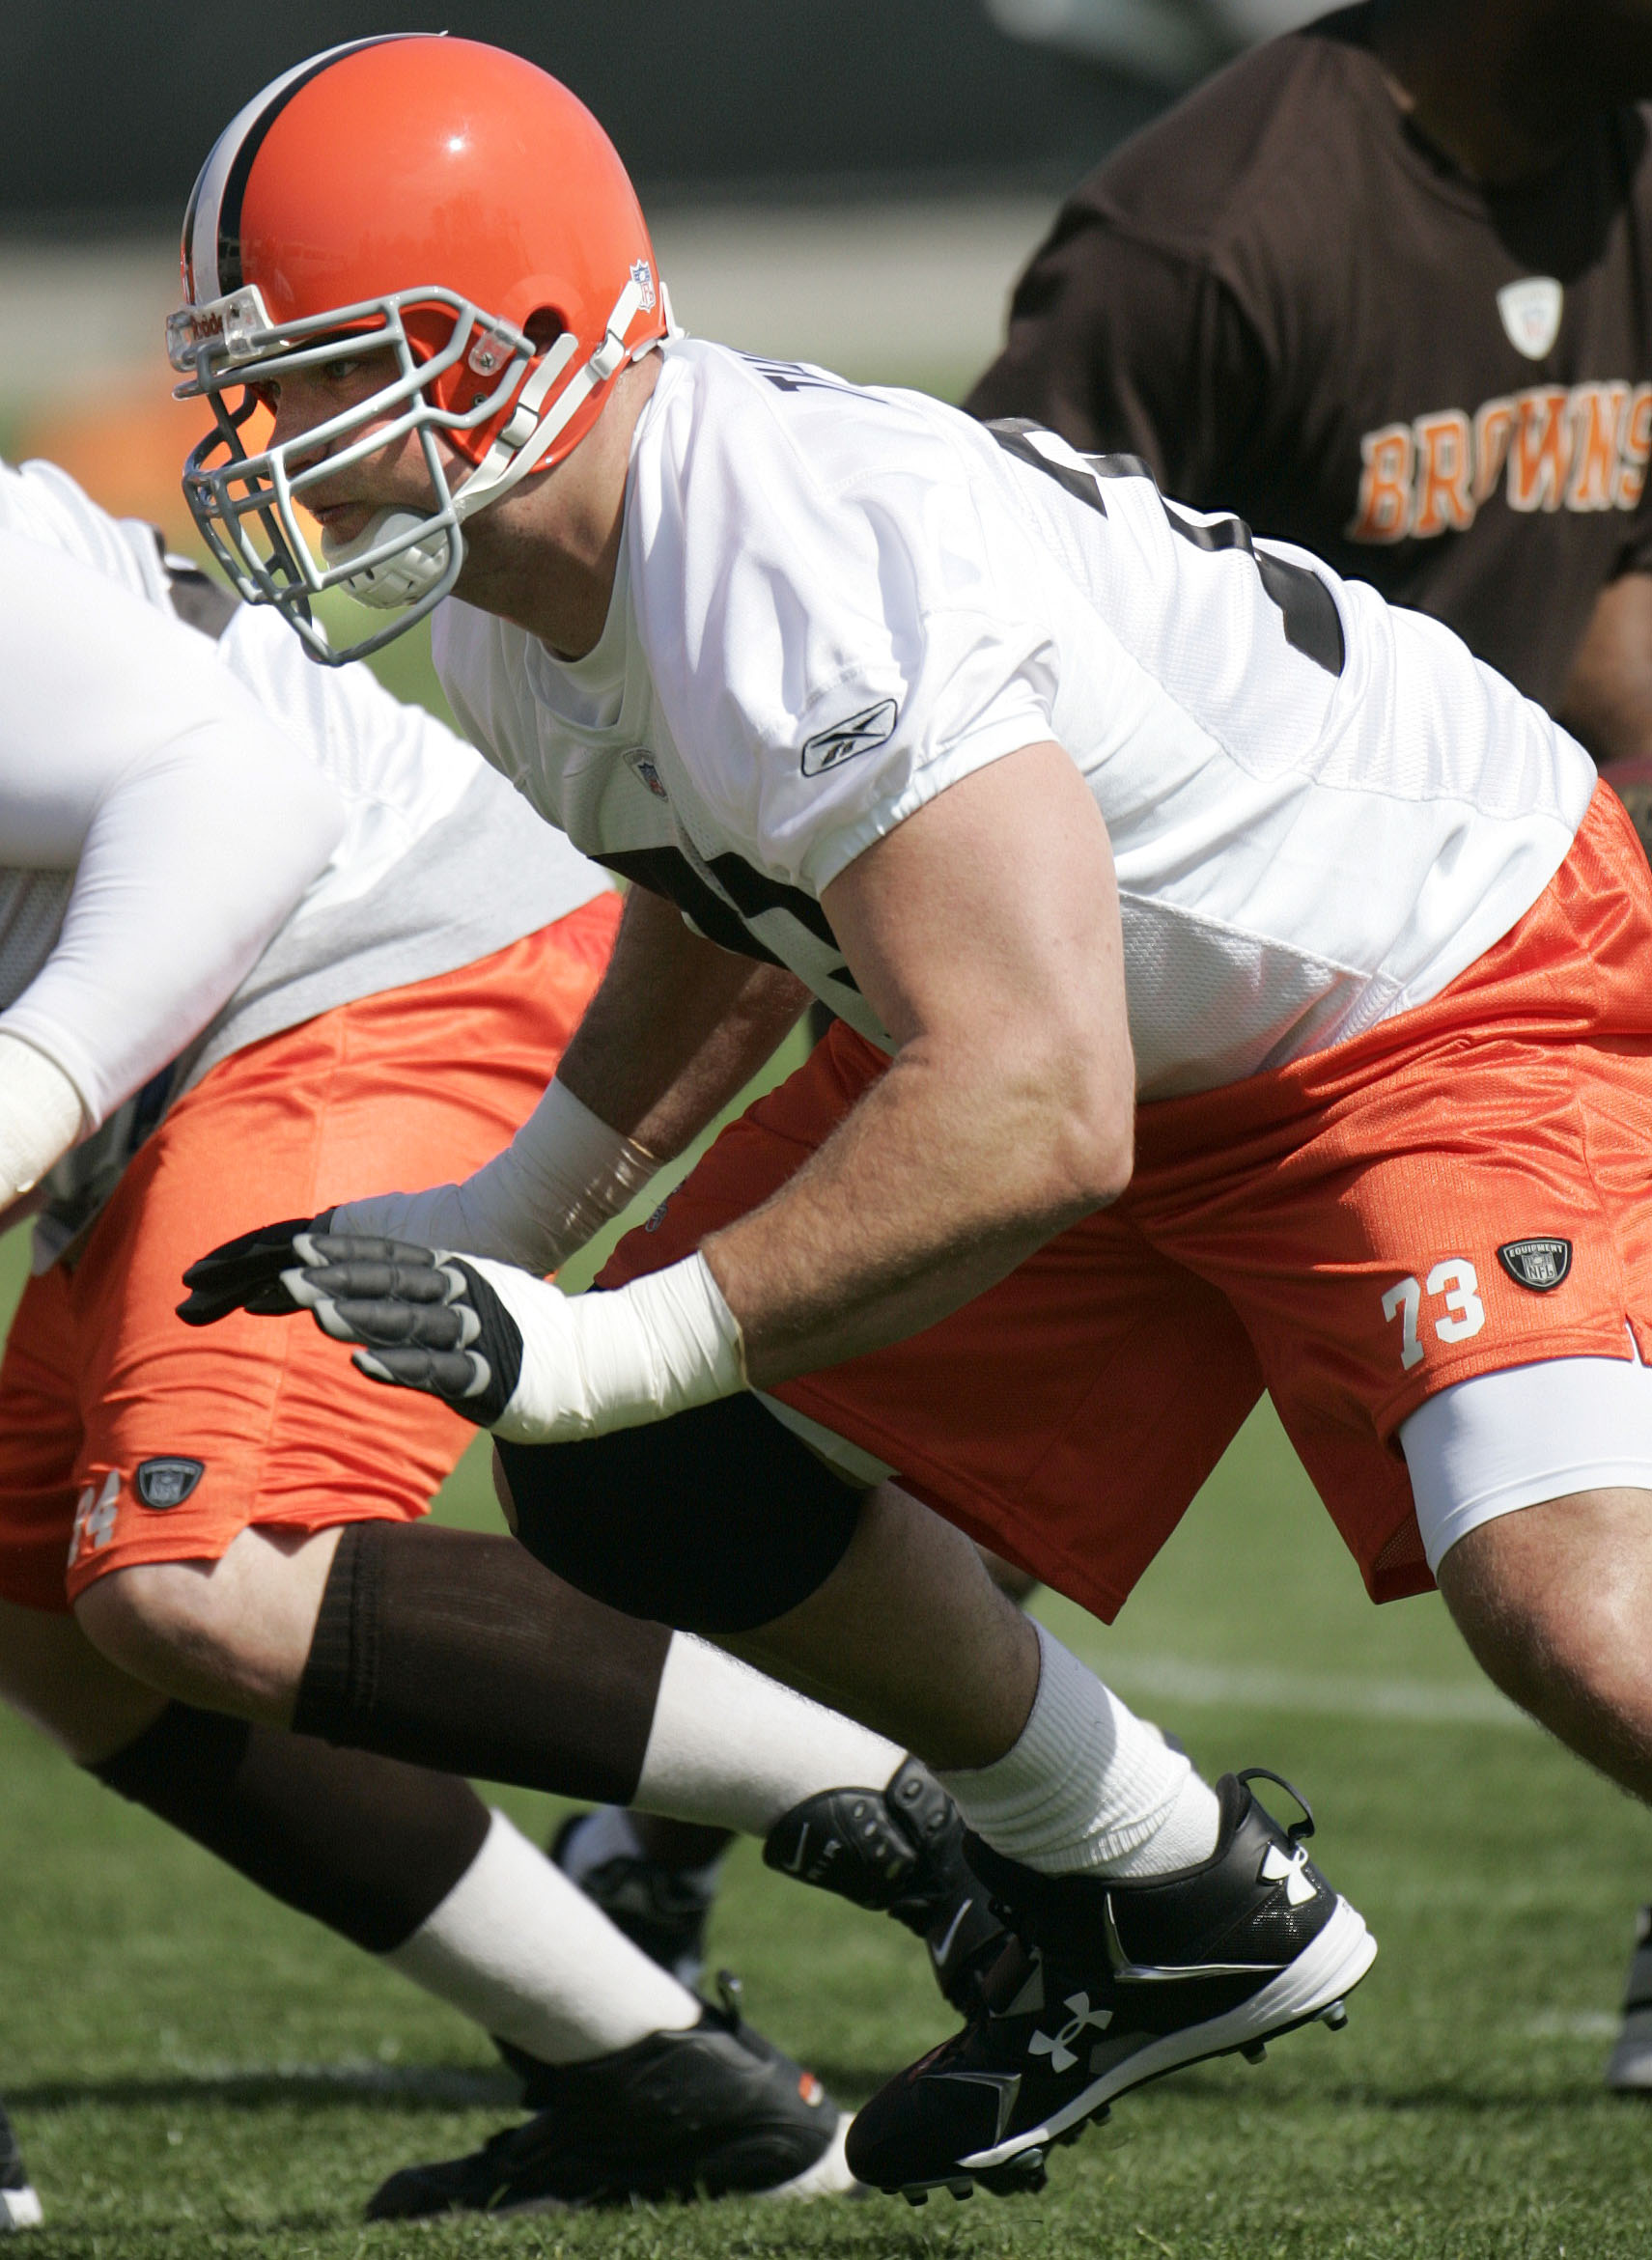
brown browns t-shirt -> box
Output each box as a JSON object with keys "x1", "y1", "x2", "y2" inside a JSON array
[{"x1": 966, "y1": 4, "x2": 1652, "y2": 715}]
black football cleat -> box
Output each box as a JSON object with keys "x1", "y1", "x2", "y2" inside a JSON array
[
  {"x1": 1606, "y1": 1904, "x2": 1652, "y2": 2091},
  {"x1": 846, "y1": 1769, "x2": 1376, "y2": 2201},
  {"x1": 550, "y1": 1811, "x2": 716, "y2": 1989},
  {"x1": 764, "y1": 1757, "x2": 1007, "y2": 2014},
  {"x1": 367, "y1": 2004, "x2": 855, "y2": 2218},
  {"x1": 0, "y1": 2097, "x2": 42, "y2": 2231}
]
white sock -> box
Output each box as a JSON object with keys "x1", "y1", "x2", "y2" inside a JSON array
[
  {"x1": 938, "y1": 1623, "x2": 1221, "y2": 1880},
  {"x1": 384, "y1": 1808, "x2": 700, "y2": 2064},
  {"x1": 633, "y1": 1633, "x2": 906, "y2": 1838}
]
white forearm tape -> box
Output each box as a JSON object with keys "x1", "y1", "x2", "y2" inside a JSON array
[
  {"x1": 334, "y1": 1077, "x2": 660, "y2": 1275},
  {"x1": 485, "y1": 1250, "x2": 747, "y2": 1444},
  {"x1": 0, "y1": 1031, "x2": 86, "y2": 1209}
]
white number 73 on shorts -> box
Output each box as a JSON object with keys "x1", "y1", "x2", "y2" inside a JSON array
[{"x1": 1382, "y1": 1261, "x2": 1486, "y2": 1370}]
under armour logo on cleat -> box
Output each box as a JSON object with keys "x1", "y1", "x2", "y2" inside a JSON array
[
  {"x1": 1261, "y1": 1843, "x2": 1318, "y2": 1907},
  {"x1": 1027, "y1": 1993, "x2": 1111, "y2": 2075}
]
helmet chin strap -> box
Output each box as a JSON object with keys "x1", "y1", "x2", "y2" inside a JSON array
[{"x1": 323, "y1": 277, "x2": 649, "y2": 612}]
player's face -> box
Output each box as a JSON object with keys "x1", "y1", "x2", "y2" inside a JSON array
[{"x1": 262, "y1": 347, "x2": 452, "y2": 550}]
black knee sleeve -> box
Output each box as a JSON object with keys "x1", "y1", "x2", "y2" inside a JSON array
[
  {"x1": 89, "y1": 1701, "x2": 488, "y2": 1953},
  {"x1": 293, "y1": 1520, "x2": 670, "y2": 1802},
  {"x1": 498, "y1": 1393, "x2": 865, "y2": 1634}
]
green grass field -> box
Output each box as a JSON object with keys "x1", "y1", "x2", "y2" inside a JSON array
[
  {"x1": 7, "y1": 619, "x2": 1652, "y2": 2258},
  {"x1": 7, "y1": 1185, "x2": 1652, "y2": 2257}
]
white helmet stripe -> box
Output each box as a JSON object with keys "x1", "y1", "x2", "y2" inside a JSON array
[{"x1": 184, "y1": 35, "x2": 434, "y2": 302}]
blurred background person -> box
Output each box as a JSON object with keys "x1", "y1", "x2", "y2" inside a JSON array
[{"x1": 971, "y1": 0, "x2": 1652, "y2": 847}]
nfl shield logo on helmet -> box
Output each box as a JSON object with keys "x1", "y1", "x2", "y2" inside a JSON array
[
  {"x1": 630, "y1": 259, "x2": 658, "y2": 313},
  {"x1": 1497, "y1": 1238, "x2": 1572, "y2": 1293},
  {"x1": 135, "y1": 1457, "x2": 207, "y2": 1509}
]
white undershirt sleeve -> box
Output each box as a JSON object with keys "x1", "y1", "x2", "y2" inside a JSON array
[
  {"x1": 0, "y1": 1030, "x2": 86, "y2": 1209},
  {"x1": 332, "y1": 1076, "x2": 660, "y2": 1274},
  {"x1": 0, "y1": 534, "x2": 346, "y2": 1130}
]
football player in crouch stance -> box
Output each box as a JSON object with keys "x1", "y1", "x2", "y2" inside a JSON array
[
  {"x1": 177, "y1": 26, "x2": 1652, "y2": 2198},
  {"x1": 175, "y1": 25, "x2": 1652, "y2": 2190},
  {"x1": 174, "y1": 38, "x2": 1393, "y2": 2203},
  {"x1": 0, "y1": 458, "x2": 1002, "y2": 2218}
]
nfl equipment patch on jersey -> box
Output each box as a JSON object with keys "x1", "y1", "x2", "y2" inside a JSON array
[
  {"x1": 1497, "y1": 1238, "x2": 1572, "y2": 1292},
  {"x1": 135, "y1": 1456, "x2": 206, "y2": 1509}
]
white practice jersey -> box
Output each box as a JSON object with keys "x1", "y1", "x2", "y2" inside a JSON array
[
  {"x1": 436, "y1": 338, "x2": 1596, "y2": 1101},
  {"x1": 0, "y1": 459, "x2": 609, "y2": 1261}
]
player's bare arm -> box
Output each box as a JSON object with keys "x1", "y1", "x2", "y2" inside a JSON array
[
  {"x1": 188, "y1": 739, "x2": 1132, "y2": 1426},
  {"x1": 250, "y1": 886, "x2": 813, "y2": 1281},
  {"x1": 553, "y1": 886, "x2": 811, "y2": 1162},
  {"x1": 704, "y1": 740, "x2": 1133, "y2": 1382},
  {"x1": 1561, "y1": 572, "x2": 1652, "y2": 767}
]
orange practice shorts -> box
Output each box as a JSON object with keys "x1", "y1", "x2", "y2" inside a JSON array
[
  {"x1": 603, "y1": 786, "x2": 1652, "y2": 1619},
  {"x1": 0, "y1": 894, "x2": 620, "y2": 1613}
]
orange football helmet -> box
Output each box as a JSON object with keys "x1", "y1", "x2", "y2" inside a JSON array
[{"x1": 170, "y1": 35, "x2": 671, "y2": 662}]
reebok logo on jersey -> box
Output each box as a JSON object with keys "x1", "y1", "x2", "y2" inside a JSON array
[
  {"x1": 1497, "y1": 1238, "x2": 1572, "y2": 1292},
  {"x1": 800, "y1": 698, "x2": 898, "y2": 778},
  {"x1": 135, "y1": 1457, "x2": 206, "y2": 1509}
]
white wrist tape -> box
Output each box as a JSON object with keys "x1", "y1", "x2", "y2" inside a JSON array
[
  {"x1": 478, "y1": 1250, "x2": 747, "y2": 1444},
  {"x1": 0, "y1": 1032, "x2": 86, "y2": 1209},
  {"x1": 333, "y1": 1078, "x2": 659, "y2": 1274}
]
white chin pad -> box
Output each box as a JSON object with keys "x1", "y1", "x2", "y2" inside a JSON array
[{"x1": 321, "y1": 508, "x2": 452, "y2": 609}]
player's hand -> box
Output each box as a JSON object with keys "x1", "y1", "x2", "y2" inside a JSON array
[
  {"x1": 274, "y1": 1237, "x2": 531, "y2": 1426},
  {"x1": 177, "y1": 1212, "x2": 338, "y2": 1325},
  {"x1": 185, "y1": 1227, "x2": 745, "y2": 1444}
]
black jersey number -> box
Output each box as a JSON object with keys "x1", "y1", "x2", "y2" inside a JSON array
[
  {"x1": 595, "y1": 845, "x2": 861, "y2": 991},
  {"x1": 741, "y1": 354, "x2": 873, "y2": 400},
  {"x1": 987, "y1": 419, "x2": 1345, "y2": 679}
]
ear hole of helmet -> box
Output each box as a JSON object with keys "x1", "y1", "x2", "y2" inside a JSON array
[
  {"x1": 449, "y1": 304, "x2": 575, "y2": 465},
  {"x1": 523, "y1": 307, "x2": 567, "y2": 351}
]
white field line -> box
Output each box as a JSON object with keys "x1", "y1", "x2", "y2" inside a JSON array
[
  {"x1": 1100, "y1": 1652, "x2": 1531, "y2": 1731},
  {"x1": 1525, "y1": 2011, "x2": 1618, "y2": 2040}
]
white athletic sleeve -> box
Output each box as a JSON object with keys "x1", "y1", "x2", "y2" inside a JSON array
[
  {"x1": 630, "y1": 359, "x2": 1059, "y2": 896},
  {"x1": 0, "y1": 532, "x2": 345, "y2": 1130}
]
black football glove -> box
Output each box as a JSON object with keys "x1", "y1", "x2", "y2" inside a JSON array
[
  {"x1": 183, "y1": 1227, "x2": 526, "y2": 1426},
  {"x1": 288, "y1": 1238, "x2": 526, "y2": 1422},
  {"x1": 177, "y1": 1211, "x2": 337, "y2": 1325}
]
